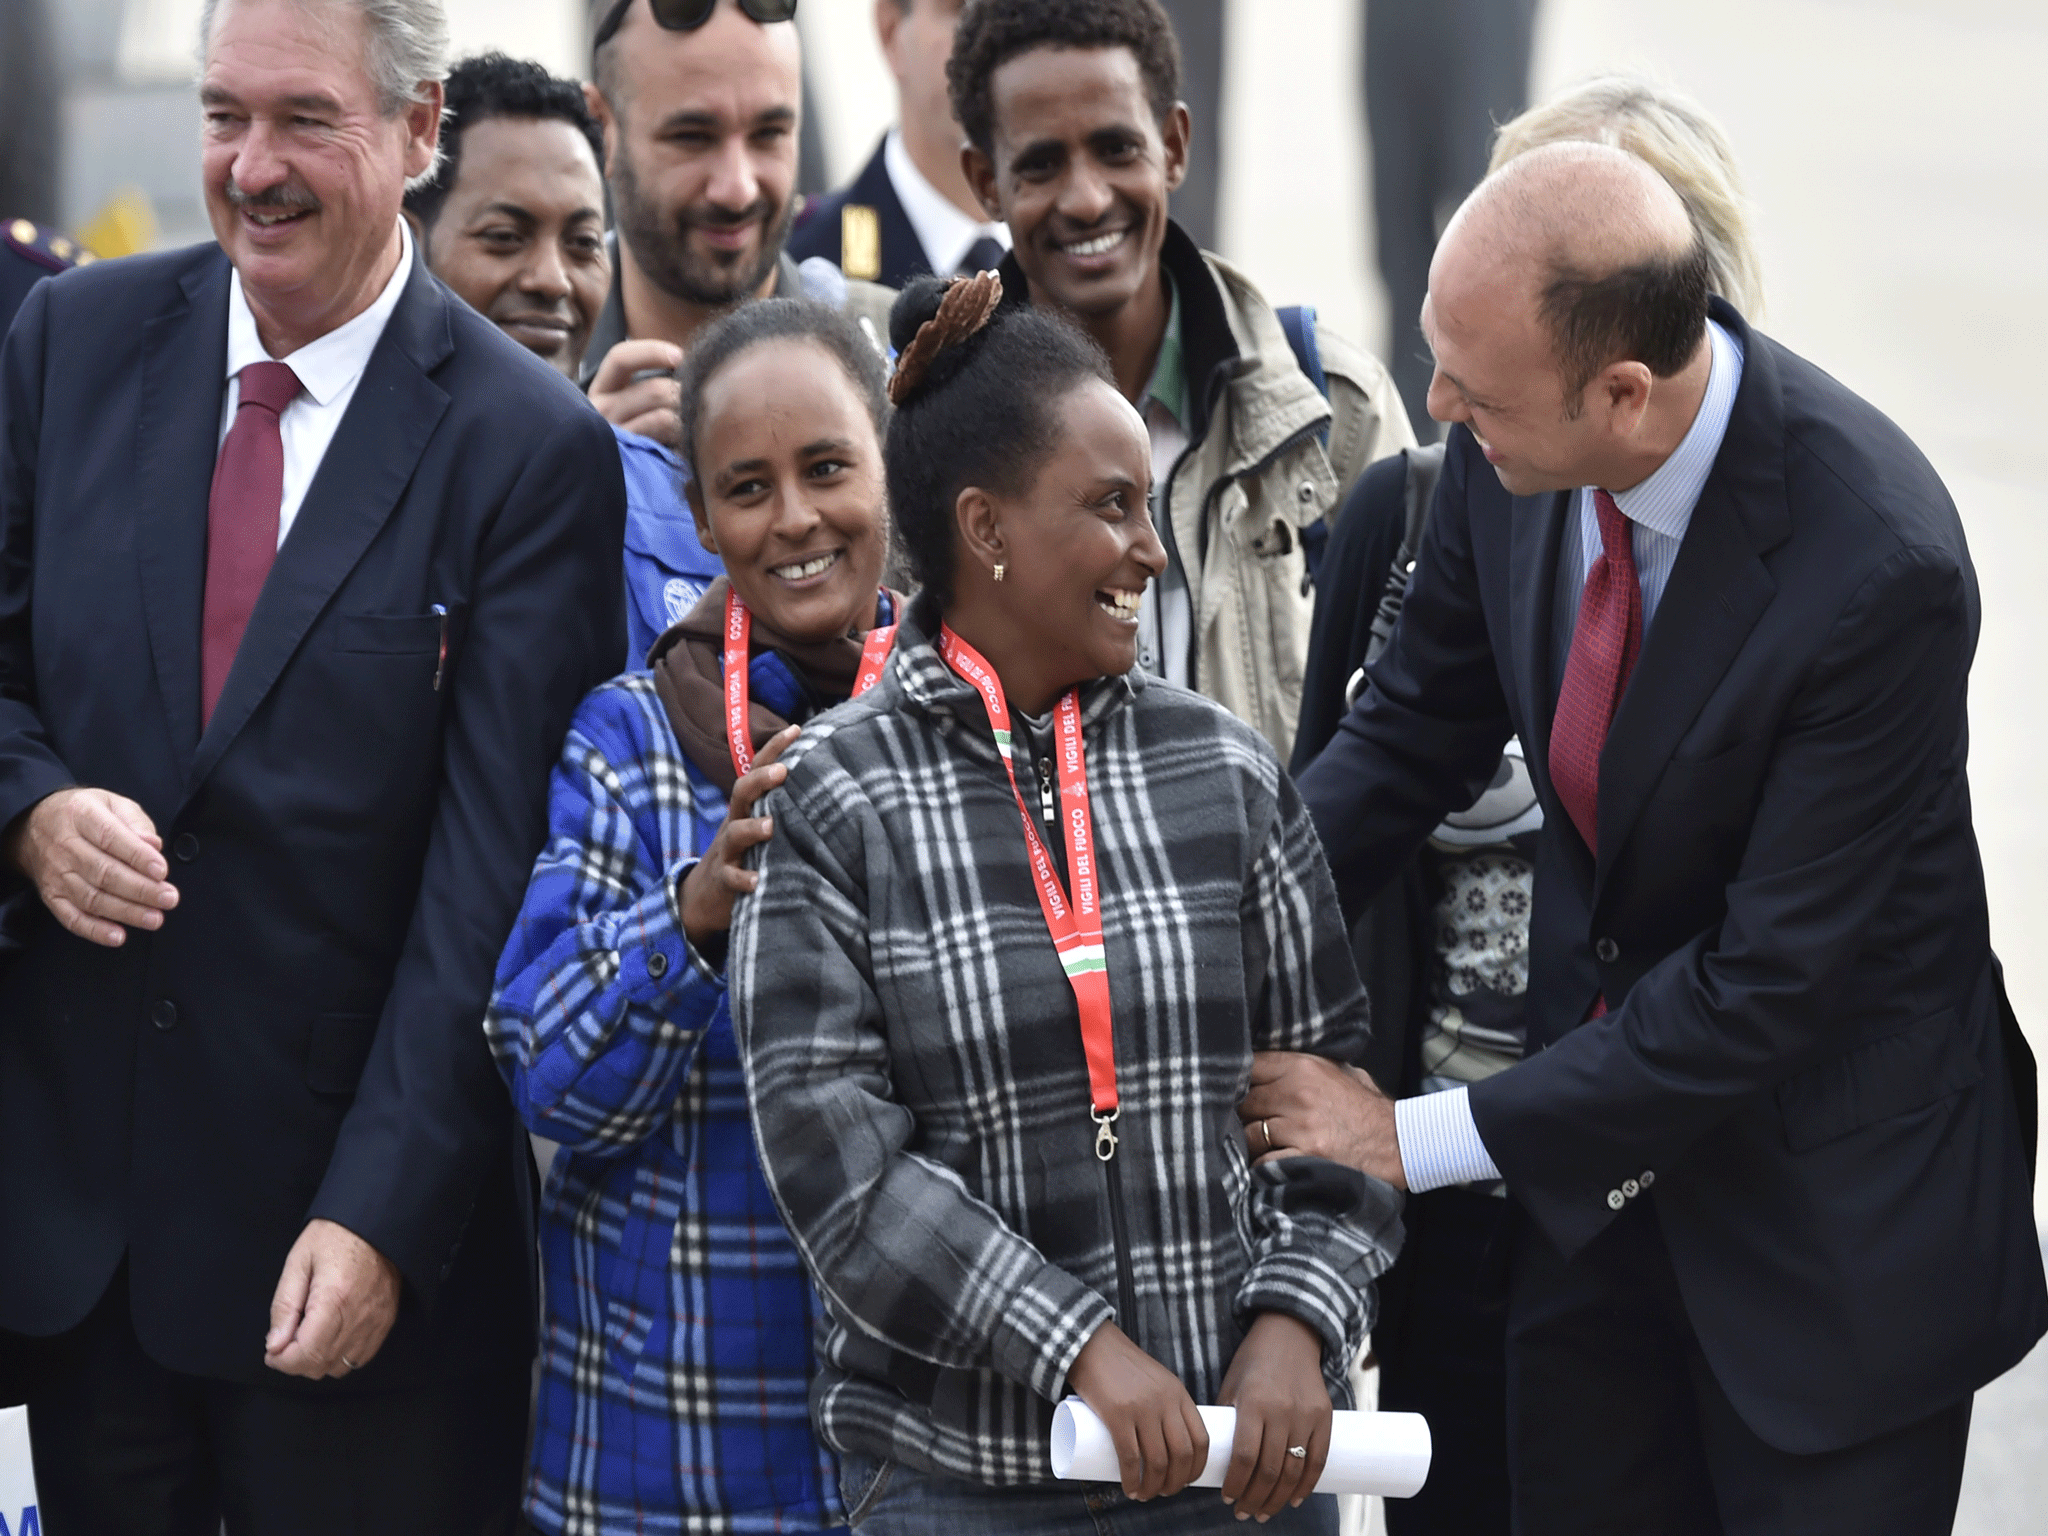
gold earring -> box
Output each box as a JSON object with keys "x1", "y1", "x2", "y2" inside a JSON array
[{"x1": 992, "y1": 563, "x2": 1006, "y2": 583}]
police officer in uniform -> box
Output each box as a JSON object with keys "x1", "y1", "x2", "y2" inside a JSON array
[
  {"x1": 788, "y1": 0, "x2": 1007, "y2": 289},
  {"x1": 1, "y1": 219, "x2": 84, "y2": 341}
]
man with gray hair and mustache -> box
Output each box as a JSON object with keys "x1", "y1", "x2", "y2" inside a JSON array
[{"x1": 0, "y1": 0, "x2": 625, "y2": 1530}]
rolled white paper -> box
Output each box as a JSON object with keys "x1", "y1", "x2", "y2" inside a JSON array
[{"x1": 1049, "y1": 1397, "x2": 1431, "y2": 1500}]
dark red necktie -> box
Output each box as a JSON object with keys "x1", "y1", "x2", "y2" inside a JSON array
[
  {"x1": 201, "y1": 360, "x2": 301, "y2": 726},
  {"x1": 1549, "y1": 490, "x2": 1643, "y2": 855}
]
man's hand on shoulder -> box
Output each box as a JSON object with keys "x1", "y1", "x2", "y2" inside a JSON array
[
  {"x1": 587, "y1": 338, "x2": 684, "y2": 447},
  {"x1": 1240, "y1": 1051, "x2": 1407, "y2": 1190},
  {"x1": 3, "y1": 787, "x2": 179, "y2": 948},
  {"x1": 264, "y1": 1218, "x2": 402, "y2": 1379}
]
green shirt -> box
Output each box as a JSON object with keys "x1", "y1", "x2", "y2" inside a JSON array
[{"x1": 1143, "y1": 272, "x2": 1188, "y2": 430}]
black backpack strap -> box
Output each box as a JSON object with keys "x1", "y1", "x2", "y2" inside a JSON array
[
  {"x1": 1276, "y1": 305, "x2": 1335, "y2": 585},
  {"x1": 1361, "y1": 442, "x2": 1447, "y2": 670}
]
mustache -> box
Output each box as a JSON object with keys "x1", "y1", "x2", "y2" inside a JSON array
[
  {"x1": 224, "y1": 178, "x2": 322, "y2": 214},
  {"x1": 679, "y1": 196, "x2": 777, "y2": 233}
]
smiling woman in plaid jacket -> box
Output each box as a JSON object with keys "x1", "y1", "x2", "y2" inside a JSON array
[
  {"x1": 731, "y1": 275, "x2": 1403, "y2": 1535},
  {"x1": 485, "y1": 300, "x2": 903, "y2": 1536}
]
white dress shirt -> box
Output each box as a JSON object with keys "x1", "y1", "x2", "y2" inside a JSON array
[
  {"x1": 219, "y1": 220, "x2": 414, "y2": 548},
  {"x1": 1395, "y1": 318, "x2": 1747, "y2": 1195},
  {"x1": 1564, "y1": 319, "x2": 1745, "y2": 635},
  {"x1": 883, "y1": 128, "x2": 1010, "y2": 277}
]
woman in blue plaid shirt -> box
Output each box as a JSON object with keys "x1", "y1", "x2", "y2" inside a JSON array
[{"x1": 486, "y1": 300, "x2": 900, "y2": 1535}]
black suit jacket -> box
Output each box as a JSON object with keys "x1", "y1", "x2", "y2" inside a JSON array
[
  {"x1": 1299, "y1": 301, "x2": 2046, "y2": 1454},
  {"x1": 0, "y1": 242, "x2": 625, "y2": 1386},
  {"x1": 787, "y1": 138, "x2": 933, "y2": 291}
]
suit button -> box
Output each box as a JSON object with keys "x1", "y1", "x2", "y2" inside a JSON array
[
  {"x1": 1595, "y1": 937, "x2": 1619, "y2": 963},
  {"x1": 1640, "y1": 1170, "x2": 1656, "y2": 1189},
  {"x1": 1622, "y1": 1179, "x2": 1640, "y2": 1199},
  {"x1": 173, "y1": 833, "x2": 200, "y2": 863},
  {"x1": 1296, "y1": 480, "x2": 1316, "y2": 506},
  {"x1": 647, "y1": 950, "x2": 669, "y2": 980},
  {"x1": 1606, "y1": 1189, "x2": 1625, "y2": 1210},
  {"x1": 152, "y1": 999, "x2": 178, "y2": 1031}
]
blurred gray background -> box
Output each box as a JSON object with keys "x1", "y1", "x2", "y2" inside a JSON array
[{"x1": 9, "y1": 0, "x2": 2045, "y2": 1529}]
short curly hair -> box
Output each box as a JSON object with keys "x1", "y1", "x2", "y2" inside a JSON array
[
  {"x1": 948, "y1": 0, "x2": 1182, "y2": 159},
  {"x1": 404, "y1": 53, "x2": 606, "y2": 231}
]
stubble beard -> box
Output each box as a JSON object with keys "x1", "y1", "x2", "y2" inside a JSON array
[{"x1": 612, "y1": 142, "x2": 795, "y2": 309}]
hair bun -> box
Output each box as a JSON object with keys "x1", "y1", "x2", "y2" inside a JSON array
[
  {"x1": 887, "y1": 271, "x2": 1004, "y2": 406},
  {"x1": 887, "y1": 275, "x2": 950, "y2": 354}
]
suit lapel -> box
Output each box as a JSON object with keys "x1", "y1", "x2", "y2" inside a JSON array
[
  {"x1": 186, "y1": 255, "x2": 453, "y2": 794},
  {"x1": 135, "y1": 256, "x2": 234, "y2": 780},
  {"x1": 1508, "y1": 486, "x2": 1570, "y2": 780},
  {"x1": 1593, "y1": 314, "x2": 1790, "y2": 907}
]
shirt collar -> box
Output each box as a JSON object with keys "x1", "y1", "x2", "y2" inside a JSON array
[
  {"x1": 1608, "y1": 317, "x2": 1745, "y2": 540},
  {"x1": 1142, "y1": 271, "x2": 1187, "y2": 427},
  {"x1": 226, "y1": 219, "x2": 413, "y2": 406},
  {"x1": 883, "y1": 127, "x2": 1009, "y2": 277}
]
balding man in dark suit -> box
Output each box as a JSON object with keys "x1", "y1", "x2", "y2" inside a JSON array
[{"x1": 1250, "y1": 143, "x2": 2044, "y2": 1535}]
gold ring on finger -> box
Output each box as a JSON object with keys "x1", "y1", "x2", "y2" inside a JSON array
[{"x1": 1261, "y1": 1119, "x2": 1273, "y2": 1151}]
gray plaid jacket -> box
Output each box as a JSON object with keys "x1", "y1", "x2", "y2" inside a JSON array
[{"x1": 731, "y1": 608, "x2": 1403, "y2": 1485}]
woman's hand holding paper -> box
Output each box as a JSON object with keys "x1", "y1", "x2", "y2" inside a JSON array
[{"x1": 1217, "y1": 1312, "x2": 1332, "y2": 1520}]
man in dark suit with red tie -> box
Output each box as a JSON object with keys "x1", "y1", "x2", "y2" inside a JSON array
[
  {"x1": 0, "y1": 1, "x2": 623, "y2": 1531},
  {"x1": 1245, "y1": 141, "x2": 2045, "y2": 1533}
]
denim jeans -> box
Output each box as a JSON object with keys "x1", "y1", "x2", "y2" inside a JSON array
[{"x1": 840, "y1": 1453, "x2": 1341, "y2": 1535}]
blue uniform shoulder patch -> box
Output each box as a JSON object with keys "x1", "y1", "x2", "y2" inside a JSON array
[{"x1": 5, "y1": 220, "x2": 87, "y2": 275}]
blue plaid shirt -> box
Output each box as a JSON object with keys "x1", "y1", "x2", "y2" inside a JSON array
[{"x1": 487, "y1": 665, "x2": 845, "y2": 1535}]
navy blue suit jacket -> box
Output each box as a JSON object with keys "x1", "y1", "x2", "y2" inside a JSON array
[
  {"x1": 0, "y1": 242, "x2": 625, "y2": 1385},
  {"x1": 1299, "y1": 301, "x2": 2046, "y2": 1453},
  {"x1": 788, "y1": 138, "x2": 933, "y2": 291}
]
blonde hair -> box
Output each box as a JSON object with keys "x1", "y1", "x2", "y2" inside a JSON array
[{"x1": 1489, "y1": 74, "x2": 1765, "y2": 320}]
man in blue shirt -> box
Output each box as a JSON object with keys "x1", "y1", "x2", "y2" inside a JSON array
[{"x1": 613, "y1": 425, "x2": 724, "y2": 665}]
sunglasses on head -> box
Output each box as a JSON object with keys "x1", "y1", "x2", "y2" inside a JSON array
[{"x1": 593, "y1": 0, "x2": 799, "y2": 54}]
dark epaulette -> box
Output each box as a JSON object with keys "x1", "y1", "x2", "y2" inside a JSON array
[{"x1": 4, "y1": 220, "x2": 91, "y2": 275}]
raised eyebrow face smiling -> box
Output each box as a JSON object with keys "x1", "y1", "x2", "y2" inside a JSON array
[
  {"x1": 462, "y1": 201, "x2": 607, "y2": 364},
  {"x1": 428, "y1": 118, "x2": 610, "y2": 375},
  {"x1": 979, "y1": 47, "x2": 1180, "y2": 319}
]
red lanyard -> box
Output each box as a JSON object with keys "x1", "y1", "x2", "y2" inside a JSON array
[
  {"x1": 936, "y1": 624, "x2": 1121, "y2": 1161},
  {"x1": 724, "y1": 587, "x2": 896, "y2": 780}
]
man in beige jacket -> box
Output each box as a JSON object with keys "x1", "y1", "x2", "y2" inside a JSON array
[{"x1": 953, "y1": 0, "x2": 1413, "y2": 757}]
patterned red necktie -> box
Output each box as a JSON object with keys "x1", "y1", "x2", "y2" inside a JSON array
[
  {"x1": 1548, "y1": 489, "x2": 1642, "y2": 855},
  {"x1": 201, "y1": 360, "x2": 301, "y2": 726}
]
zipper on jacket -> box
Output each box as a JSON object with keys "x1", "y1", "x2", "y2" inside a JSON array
[
  {"x1": 1029, "y1": 738, "x2": 1139, "y2": 1334},
  {"x1": 1102, "y1": 1152, "x2": 1142, "y2": 1341}
]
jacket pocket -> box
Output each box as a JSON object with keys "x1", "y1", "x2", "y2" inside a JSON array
[
  {"x1": 305, "y1": 1011, "x2": 380, "y2": 1096},
  {"x1": 1776, "y1": 1008, "x2": 1981, "y2": 1153},
  {"x1": 1655, "y1": 734, "x2": 1771, "y2": 798},
  {"x1": 330, "y1": 612, "x2": 443, "y2": 654}
]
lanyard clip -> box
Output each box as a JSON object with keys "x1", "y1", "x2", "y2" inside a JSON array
[{"x1": 1092, "y1": 1106, "x2": 1119, "y2": 1162}]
